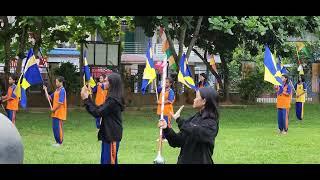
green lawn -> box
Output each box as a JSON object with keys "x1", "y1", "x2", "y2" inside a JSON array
[{"x1": 10, "y1": 104, "x2": 320, "y2": 164}]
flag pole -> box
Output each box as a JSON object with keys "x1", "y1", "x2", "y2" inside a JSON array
[
  {"x1": 154, "y1": 56, "x2": 167, "y2": 164},
  {"x1": 154, "y1": 79, "x2": 159, "y2": 102},
  {"x1": 43, "y1": 87, "x2": 53, "y2": 110}
]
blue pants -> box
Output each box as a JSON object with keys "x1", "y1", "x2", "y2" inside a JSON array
[
  {"x1": 101, "y1": 141, "x2": 120, "y2": 164},
  {"x1": 52, "y1": 118, "x2": 64, "y2": 144},
  {"x1": 95, "y1": 117, "x2": 101, "y2": 129},
  {"x1": 6, "y1": 109, "x2": 16, "y2": 124},
  {"x1": 278, "y1": 108, "x2": 289, "y2": 132},
  {"x1": 295, "y1": 102, "x2": 304, "y2": 120}
]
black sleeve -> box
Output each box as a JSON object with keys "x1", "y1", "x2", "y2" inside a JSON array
[
  {"x1": 83, "y1": 98, "x2": 114, "y2": 118},
  {"x1": 176, "y1": 115, "x2": 195, "y2": 130},
  {"x1": 181, "y1": 118, "x2": 218, "y2": 144},
  {"x1": 163, "y1": 128, "x2": 185, "y2": 148},
  {"x1": 176, "y1": 117, "x2": 185, "y2": 129}
]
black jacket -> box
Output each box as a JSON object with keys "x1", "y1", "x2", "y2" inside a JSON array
[
  {"x1": 163, "y1": 112, "x2": 219, "y2": 164},
  {"x1": 84, "y1": 96, "x2": 124, "y2": 143}
]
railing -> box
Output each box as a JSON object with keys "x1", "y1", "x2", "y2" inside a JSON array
[
  {"x1": 256, "y1": 97, "x2": 313, "y2": 103},
  {"x1": 123, "y1": 42, "x2": 205, "y2": 58}
]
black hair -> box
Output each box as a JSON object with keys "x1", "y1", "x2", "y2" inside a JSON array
[
  {"x1": 100, "y1": 74, "x2": 106, "y2": 79},
  {"x1": 166, "y1": 77, "x2": 173, "y2": 84},
  {"x1": 200, "y1": 73, "x2": 207, "y2": 80},
  {"x1": 107, "y1": 73, "x2": 125, "y2": 108},
  {"x1": 198, "y1": 73, "x2": 208, "y2": 87},
  {"x1": 9, "y1": 73, "x2": 18, "y2": 82},
  {"x1": 298, "y1": 75, "x2": 305, "y2": 83},
  {"x1": 198, "y1": 87, "x2": 219, "y2": 121},
  {"x1": 165, "y1": 77, "x2": 174, "y2": 89},
  {"x1": 56, "y1": 76, "x2": 65, "y2": 83},
  {"x1": 282, "y1": 74, "x2": 289, "y2": 85}
]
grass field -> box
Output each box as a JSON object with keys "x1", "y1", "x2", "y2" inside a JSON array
[{"x1": 9, "y1": 104, "x2": 320, "y2": 164}]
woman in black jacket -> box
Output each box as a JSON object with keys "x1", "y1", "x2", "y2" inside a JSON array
[
  {"x1": 158, "y1": 87, "x2": 219, "y2": 164},
  {"x1": 81, "y1": 73, "x2": 125, "y2": 164}
]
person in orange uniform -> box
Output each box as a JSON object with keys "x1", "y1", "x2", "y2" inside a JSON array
[
  {"x1": 157, "y1": 77, "x2": 175, "y2": 141},
  {"x1": 1, "y1": 74, "x2": 19, "y2": 124},
  {"x1": 43, "y1": 76, "x2": 67, "y2": 147},
  {"x1": 92, "y1": 75, "x2": 107, "y2": 129},
  {"x1": 275, "y1": 74, "x2": 292, "y2": 135}
]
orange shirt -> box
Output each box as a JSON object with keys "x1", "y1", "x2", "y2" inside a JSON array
[
  {"x1": 276, "y1": 84, "x2": 292, "y2": 109},
  {"x1": 51, "y1": 87, "x2": 67, "y2": 120},
  {"x1": 95, "y1": 84, "x2": 106, "y2": 106},
  {"x1": 157, "y1": 88, "x2": 175, "y2": 116},
  {"x1": 6, "y1": 84, "x2": 19, "y2": 111}
]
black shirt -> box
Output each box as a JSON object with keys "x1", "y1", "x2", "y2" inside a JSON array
[
  {"x1": 163, "y1": 112, "x2": 219, "y2": 164},
  {"x1": 84, "y1": 96, "x2": 124, "y2": 143}
]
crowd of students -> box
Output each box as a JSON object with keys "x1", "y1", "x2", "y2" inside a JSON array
[{"x1": 0, "y1": 71, "x2": 307, "y2": 164}]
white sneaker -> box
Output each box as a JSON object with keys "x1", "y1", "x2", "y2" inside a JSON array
[
  {"x1": 52, "y1": 143, "x2": 61, "y2": 147},
  {"x1": 162, "y1": 139, "x2": 168, "y2": 142}
]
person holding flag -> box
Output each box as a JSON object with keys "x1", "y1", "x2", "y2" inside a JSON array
[
  {"x1": 1, "y1": 74, "x2": 19, "y2": 124},
  {"x1": 81, "y1": 73, "x2": 125, "y2": 164},
  {"x1": 43, "y1": 76, "x2": 67, "y2": 147},
  {"x1": 156, "y1": 77, "x2": 175, "y2": 141},
  {"x1": 158, "y1": 87, "x2": 219, "y2": 164},
  {"x1": 264, "y1": 46, "x2": 292, "y2": 134},
  {"x1": 275, "y1": 74, "x2": 292, "y2": 135},
  {"x1": 294, "y1": 75, "x2": 307, "y2": 121},
  {"x1": 14, "y1": 48, "x2": 43, "y2": 109},
  {"x1": 92, "y1": 74, "x2": 108, "y2": 129}
]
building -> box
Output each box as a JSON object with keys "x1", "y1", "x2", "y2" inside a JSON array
[{"x1": 121, "y1": 26, "x2": 221, "y2": 94}]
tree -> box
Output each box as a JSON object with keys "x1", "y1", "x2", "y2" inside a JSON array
[
  {"x1": 191, "y1": 16, "x2": 320, "y2": 102},
  {"x1": 12, "y1": 16, "x2": 71, "y2": 75},
  {"x1": 0, "y1": 16, "x2": 17, "y2": 89},
  {"x1": 65, "y1": 16, "x2": 133, "y2": 82},
  {"x1": 134, "y1": 16, "x2": 204, "y2": 69},
  {"x1": 135, "y1": 16, "x2": 320, "y2": 102},
  {"x1": 54, "y1": 62, "x2": 80, "y2": 95}
]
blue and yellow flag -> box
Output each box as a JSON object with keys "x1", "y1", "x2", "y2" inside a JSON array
[
  {"x1": 14, "y1": 48, "x2": 43, "y2": 108},
  {"x1": 277, "y1": 56, "x2": 287, "y2": 75},
  {"x1": 178, "y1": 53, "x2": 197, "y2": 90},
  {"x1": 141, "y1": 41, "x2": 157, "y2": 94},
  {"x1": 264, "y1": 46, "x2": 283, "y2": 86},
  {"x1": 83, "y1": 51, "x2": 96, "y2": 88}
]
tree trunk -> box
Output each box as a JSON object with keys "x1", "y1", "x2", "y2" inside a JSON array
[
  {"x1": 1, "y1": 16, "x2": 11, "y2": 90},
  {"x1": 186, "y1": 16, "x2": 203, "y2": 59},
  {"x1": 4, "y1": 38, "x2": 11, "y2": 90},
  {"x1": 221, "y1": 56, "x2": 231, "y2": 103},
  {"x1": 192, "y1": 48, "x2": 223, "y2": 88},
  {"x1": 16, "y1": 26, "x2": 28, "y2": 74},
  {"x1": 33, "y1": 16, "x2": 44, "y2": 57},
  {"x1": 178, "y1": 23, "x2": 187, "y2": 61}
]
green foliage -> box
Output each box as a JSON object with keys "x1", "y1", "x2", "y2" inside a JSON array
[
  {"x1": 238, "y1": 71, "x2": 273, "y2": 103},
  {"x1": 66, "y1": 16, "x2": 133, "y2": 44},
  {"x1": 53, "y1": 62, "x2": 80, "y2": 95}
]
